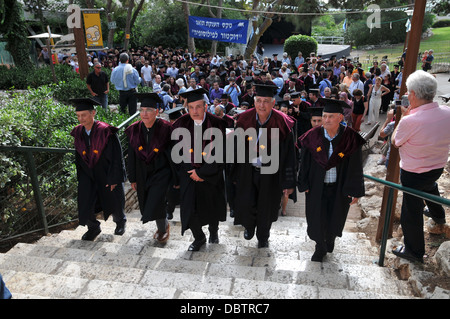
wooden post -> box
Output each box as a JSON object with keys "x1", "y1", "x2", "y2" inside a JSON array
[
  {"x1": 73, "y1": 26, "x2": 89, "y2": 80},
  {"x1": 46, "y1": 38, "x2": 57, "y2": 83},
  {"x1": 376, "y1": 0, "x2": 427, "y2": 242}
]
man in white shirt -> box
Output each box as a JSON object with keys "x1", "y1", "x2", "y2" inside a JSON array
[
  {"x1": 348, "y1": 73, "x2": 364, "y2": 97},
  {"x1": 141, "y1": 61, "x2": 153, "y2": 87}
]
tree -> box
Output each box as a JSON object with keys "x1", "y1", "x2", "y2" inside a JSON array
[
  {"x1": 123, "y1": 0, "x2": 145, "y2": 50},
  {"x1": 206, "y1": 0, "x2": 223, "y2": 56},
  {"x1": 123, "y1": 0, "x2": 133, "y2": 50},
  {"x1": 0, "y1": 0, "x2": 34, "y2": 69},
  {"x1": 243, "y1": 0, "x2": 285, "y2": 60},
  {"x1": 181, "y1": 0, "x2": 196, "y2": 52}
]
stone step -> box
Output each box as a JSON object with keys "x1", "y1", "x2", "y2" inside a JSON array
[
  {"x1": 1, "y1": 267, "x2": 411, "y2": 299},
  {"x1": 0, "y1": 241, "x2": 410, "y2": 296},
  {"x1": 0, "y1": 208, "x2": 416, "y2": 299}
]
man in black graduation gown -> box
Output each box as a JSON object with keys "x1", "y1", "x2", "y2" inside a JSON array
[
  {"x1": 297, "y1": 99, "x2": 365, "y2": 262},
  {"x1": 290, "y1": 91, "x2": 312, "y2": 138},
  {"x1": 125, "y1": 93, "x2": 175, "y2": 243},
  {"x1": 231, "y1": 82, "x2": 297, "y2": 248},
  {"x1": 171, "y1": 88, "x2": 227, "y2": 251},
  {"x1": 70, "y1": 98, "x2": 127, "y2": 241},
  {"x1": 269, "y1": 54, "x2": 282, "y2": 73}
]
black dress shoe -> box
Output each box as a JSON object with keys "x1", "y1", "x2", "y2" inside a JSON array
[
  {"x1": 326, "y1": 238, "x2": 335, "y2": 253},
  {"x1": 82, "y1": 227, "x2": 101, "y2": 241},
  {"x1": 311, "y1": 249, "x2": 326, "y2": 262},
  {"x1": 392, "y1": 245, "x2": 424, "y2": 263},
  {"x1": 311, "y1": 243, "x2": 327, "y2": 262},
  {"x1": 244, "y1": 228, "x2": 255, "y2": 240},
  {"x1": 188, "y1": 237, "x2": 206, "y2": 251},
  {"x1": 230, "y1": 209, "x2": 234, "y2": 218},
  {"x1": 166, "y1": 211, "x2": 173, "y2": 220},
  {"x1": 257, "y1": 240, "x2": 269, "y2": 248},
  {"x1": 209, "y1": 233, "x2": 219, "y2": 244},
  {"x1": 114, "y1": 221, "x2": 126, "y2": 235},
  {"x1": 423, "y1": 207, "x2": 446, "y2": 224}
]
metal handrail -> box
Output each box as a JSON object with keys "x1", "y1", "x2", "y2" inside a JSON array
[{"x1": 363, "y1": 174, "x2": 450, "y2": 267}]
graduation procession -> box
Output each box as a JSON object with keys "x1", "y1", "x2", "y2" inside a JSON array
[{"x1": 65, "y1": 46, "x2": 378, "y2": 264}]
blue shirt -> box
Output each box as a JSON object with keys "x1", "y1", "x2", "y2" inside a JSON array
[
  {"x1": 295, "y1": 56, "x2": 304, "y2": 68},
  {"x1": 318, "y1": 79, "x2": 332, "y2": 96},
  {"x1": 110, "y1": 62, "x2": 141, "y2": 91},
  {"x1": 224, "y1": 84, "x2": 241, "y2": 106},
  {"x1": 272, "y1": 77, "x2": 284, "y2": 95}
]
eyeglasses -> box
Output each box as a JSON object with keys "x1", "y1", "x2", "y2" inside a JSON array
[{"x1": 94, "y1": 66, "x2": 101, "y2": 69}]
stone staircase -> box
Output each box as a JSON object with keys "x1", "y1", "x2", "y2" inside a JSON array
[{"x1": 0, "y1": 205, "x2": 416, "y2": 299}]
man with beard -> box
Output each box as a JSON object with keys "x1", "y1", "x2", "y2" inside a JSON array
[
  {"x1": 297, "y1": 98, "x2": 365, "y2": 262},
  {"x1": 70, "y1": 98, "x2": 127, "y2": 241},
  {"x1": 125, "y1": 93, "x2": 175, "y2": 243}
]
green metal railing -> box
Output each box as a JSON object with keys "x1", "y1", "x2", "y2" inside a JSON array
[
  {"x1": 363, "y1": 174, "x2": 450, "y2": 267},
  {"x1": 0, "y1": 111, "x2": 140, "y2": 243}
]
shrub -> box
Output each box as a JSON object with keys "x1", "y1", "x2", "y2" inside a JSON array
[
  {"x1": 432, "y1": 19, "x2": 450, "y2": 28},
  {"x1": 284, "y1": 35, "x2": 318, "y2": 63},
  {"x1": 0, "y1": 85, "x2": 135, "y2": 239}
]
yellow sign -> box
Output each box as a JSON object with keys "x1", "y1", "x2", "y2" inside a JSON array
[
  {"x1": 83, "y1": 11, "x2": 103, "y2": 49},
  {"x1": 125, "y1": 34, "x2": 130, "y2": 39}
]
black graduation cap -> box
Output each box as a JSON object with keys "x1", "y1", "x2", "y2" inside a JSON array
[
  {"x1": 244, "y1": 76, "x2": 253, "y2": 82},
  {"x1": 179, "y1": 87, "x2": 208, "y2": 103},
  {"x1": 253, "y1": 70, "x2": 261, "y2": 76},
  {"x1": 320, "y1": 98, "x2": 350, "y2": 114},
  {"x1": 290, "y1": 92, "x2": 302, "y2": 99},
  {"x1": 254, "y1": 82, "x2": 278, "y2": 97},
  {"x1": 309, "y1": 88, "x2": 320, "y2": 95},
  {"x1": 69, "y1": 98, "x2": 100, "y2": 111},
  {"x1": 135, "y1": 92, "x2": 163, "y2": 108},
  {"x1": 308, "y1": 107, "x2": 324, "y2": 117},
  {"x1": 220, "y1": 93, "x2": 229, "y2": 100},
  {"x1": 272, "y1": 53, "x2": 278, "y2": 57},
  {"x1": 166, "y1": 106, "x2": 185, "y2": 120}
]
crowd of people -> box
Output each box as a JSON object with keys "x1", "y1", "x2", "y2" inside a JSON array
[
  {"x1": 67, "y1": 44, "x2": 425, "y2": 138},
  {"x1": 36, "y1": 43, "x2": 448, "y2": 269}
]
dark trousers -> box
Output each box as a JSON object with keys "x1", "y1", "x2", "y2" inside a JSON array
[
  {"x1": 400, "y1": 168, "x2": 445, "y2": 259},
  {"x1": 247, "y1": 167, "x2": 273, "y2": 242},
  {"x1": 119, "y1": 89, "x2": 137, "y2": 115},
  {"x1": 317, "y1": 183, "x2": 338, "y2": 251},
  {"x1": 188, "y1": 213, "x2": 219, "y2": 241}
]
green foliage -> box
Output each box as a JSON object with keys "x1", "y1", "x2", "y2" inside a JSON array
[
  {"x1": 0, "y1": 84, "x2": 133, "y2": 239},
  {"x1": 284, "y1": 34, "x2": 318, "y2": 61},
  {"x1": 344, "y1": 0, "x2": 434, "y2": 47}
]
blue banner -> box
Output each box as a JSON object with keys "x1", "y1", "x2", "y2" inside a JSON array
[{"x1": 188, "y1": 16, "x2": 248, "y2": 44}]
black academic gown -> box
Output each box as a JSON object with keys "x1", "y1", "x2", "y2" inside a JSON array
[
  {"x1": 293, "y1": 101, "x2": 312, "y2": 138},
  {"x1": 297, "y1": 125, "x2": 365, "y2": 243},
  {"x1": 231, "y1": 108, "x2": 297, "y2": 240},
  {"x1": 71, "y1": 121, "x2": 126, "y2": 226},
  {"x1": 125, "y1": 119, "x2": 175, "y2": 223},
  {"x1": 171, "y1": 112, "x2": 227, "y2": 235}
]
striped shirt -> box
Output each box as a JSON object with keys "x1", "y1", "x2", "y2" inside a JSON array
[{"x1": 323, "y1": 128, "x2": 337, "y2": 183}]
